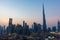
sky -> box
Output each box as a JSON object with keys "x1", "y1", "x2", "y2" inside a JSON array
[{"x1": 0, "y1": 0, "x2": 60, "y2": 28}]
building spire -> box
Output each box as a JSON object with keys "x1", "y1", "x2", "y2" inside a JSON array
[{"x1": 42, "y1": 3, "x2": 47, "y2": 32}]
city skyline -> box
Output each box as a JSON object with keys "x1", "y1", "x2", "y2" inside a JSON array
[{"x1": 0, "y1": 0, "x2": 60, "y2": 27}]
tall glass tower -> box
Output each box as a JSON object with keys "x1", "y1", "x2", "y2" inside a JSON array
[
  {"x1": 43, "y1": 4, "x2": 47, "y2": 32},
  {"x1": 9, "y1": 18, "x2": 12, "y2": 26}
]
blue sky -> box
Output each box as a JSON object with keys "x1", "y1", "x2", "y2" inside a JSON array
[{"x1": 0, "y1": 0, "x2": 60, "y2": 27}]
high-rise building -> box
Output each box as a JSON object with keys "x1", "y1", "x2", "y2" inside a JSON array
[
  {"x1": 47, "y1": 27, "x2": 51, "y2": 32},
  {"x1": 37, "y1": 24, "x2": 41, "y2": 32},
  {"x1": 33, "y1": 22, "x2": 38, "y2": 33},
  {"x1": 42, "y1": 4, "x2": 47, "y2": 32},
  {"x1": 52, "y1": 26, "x2": 56, "y2": 32},
  {"x1": 58, "y1": 21, "x2": 60, "y2": 32},
  {"x1": 9, "y1": 18, "x2": 12, "y2": 26},
  {"x1": 7, "y1": 18, "x2": 13, "y2": 33},
  {"x1": 23, "y1": 21, "x2": 29, "y2": 35},
  {"x1": 0, "y1": 25, "x2": 2, "y2": 35},
  {"x1": 23, "y1": 20, "x2": 26, "y2": 28},
  {"x1": 15, "y1": 24, "x2": 23, "y2": 34}
]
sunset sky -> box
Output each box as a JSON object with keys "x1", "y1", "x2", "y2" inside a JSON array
[{"x1": 0, "y1": 0, "x2": 60, "y2": 27}]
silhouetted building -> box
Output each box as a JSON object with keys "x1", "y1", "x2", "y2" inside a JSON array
[
  {"x1": 47, "y1": 27, "x2": 51, "y2": 32},
  {"x1": 29, "y1": 28, "x2": 34, "y2": 34},
  {"x1": 23, "y1": 20, "x2": 26, "y2": 28},
  {"x1": 23, "y1": 21, "x2": 30, "y2": 35},
  {"x1": 33, "y1": 22, "x2": 38, "y2": 33},
  {"x1": 9, "y1": 18, "x2": 12, "y2": 26},
  {"x1": 42, "y1": 4, "x2": 47, "y2": 32},
  {"x1": 58, "y1": 21, "x2": 60, "y2": 32},
  {"x1": 3, "y1": 25, "x2": 5, "y2": 33},
  {"x1": 7, "y1": 18, "x2": 13, "y2": 33},
  {"x1": 23, "y1": 21, "x2": 26, "y2": 35},
  {"x1": 37, "y1": 24, "x2": 41, "y2": 33},
  {"x1": 0, "y1": 25, "x2": 3, "y2": 35},
  {"x1": 11, "y1": 24, "x2": 16, "y2": 33},
  {"x1": 52, "y1": 26, "x2": 56, "y2": 32},
  {"x1": 15, "y1": 24, "x2": 23, "y2": 35}
]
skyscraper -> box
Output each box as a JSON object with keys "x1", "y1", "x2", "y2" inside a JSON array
[
  {"x1": 52, "y1": 26, "x2": 56, "y2": 32},
  {"x1": 9, "y1": 18, "x2": 12, "y2": 26},
  {"x1": 42, "y1": 4, "x2": 47, "y2": 32},
  {"x1": 7, "y1": 18, "x2": 13, "y2": 33},
  {"x1": 23, "y1": 20, "x2": 25, "y2": 28},
  {"x1": 58, "y1": 21, "x2": 60, "y2": 32},
  {"x1": 33, "y1": 22, "x2": 38, "y2": 33},
  {"x1": 23, "y1": 21, "x2": 29, "y2": 35}
]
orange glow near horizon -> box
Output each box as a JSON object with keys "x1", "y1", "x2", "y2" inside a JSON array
[{"x1": 0, "y1": 16, "x2": 60, "y2": 27}]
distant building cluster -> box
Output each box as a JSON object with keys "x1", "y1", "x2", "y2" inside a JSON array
[{"x1": 0, "y1": 4, "x2": 60, "y2": 40}]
